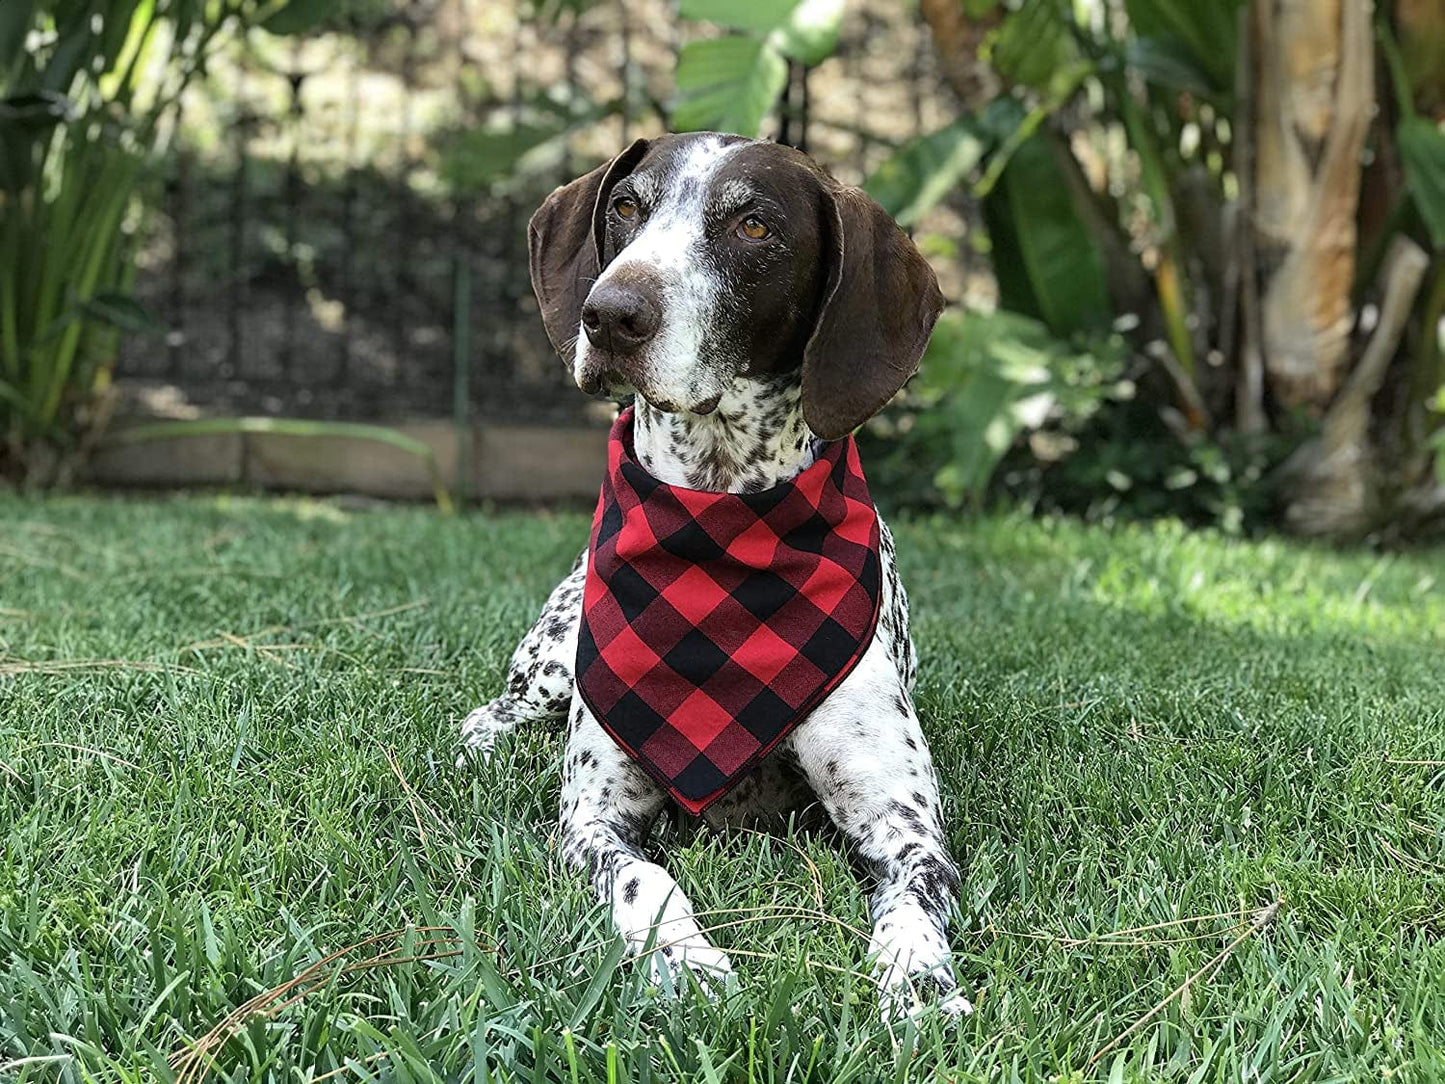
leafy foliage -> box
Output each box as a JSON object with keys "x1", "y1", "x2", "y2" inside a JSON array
[
  {"x1": 868, "y1": 310, "x2": 1128, "y2": 508},
  {"x1": 672, "y1": 0, "x2": 844, "y2": 138},
  {"x1": 261, "y1": 0, "x2": 340, "y2": 35},
  {"x1": 1121, "y1": 0, "x2": 1243, "y2": 95},
  {"x1": 433, "y1": 90, "x2": 621, "y2": 192},
  {"x1": 1398, "y1": 117, "x2": 1445, "y2": 253},
  {"x1": 864, "y1": 120, "x2": 988, "y2": 229},
  {"x1": 983, "y1": 133, "x2": 1110, "y2": 337},
  {"x1": 673, "y1": 35, "x2": 788, "y2": 137},
  {"x1": 1011, "y1": 397, "x2": 1299, "y2": 531},
  {"x1": 864, "y1": 0, "x2": 1445, "y2": 532},
  {"x1": 0, "y1": 0, "x2": 341, "y2": 483}
]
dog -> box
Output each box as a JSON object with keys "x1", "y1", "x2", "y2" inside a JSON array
[{"x1": 459, "y1": 132, "x2": 965, "y2": 1019}]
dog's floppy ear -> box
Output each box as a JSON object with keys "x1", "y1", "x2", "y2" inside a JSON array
[
  {"x1": 801, "y1": 184, "x2": 945, "y2": 440},
  {"x1": 528, "y1": 138, "x2": 650, "y2": 358}
]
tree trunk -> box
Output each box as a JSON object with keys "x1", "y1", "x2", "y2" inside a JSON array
[
  {"x1": 1281, "y1": 238, "x2": 1429, "y2": 537},
  {"x1": 1251, "y1": 0, "x2": 1373, "y2": 413},
  {"x1": 917, "y1": 0, "x2": 1002, "y2": 112}
]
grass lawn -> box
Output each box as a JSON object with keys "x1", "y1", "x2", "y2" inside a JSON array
[{"x1": 2, "y1": 494, "x2": 1444, "y2": 1082}]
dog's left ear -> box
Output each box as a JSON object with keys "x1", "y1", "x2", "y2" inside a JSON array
[
  {"x1": 801, "y1": 184, "x2": 945, "y2": 440},
  {"x1": 528, "y1": 138, "x2": 650, "y2": 358}
]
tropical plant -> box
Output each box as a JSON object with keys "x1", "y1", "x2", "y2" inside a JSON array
[
  {"x1": 673, "y1": 0, "x2": 845, "y2": 141},
  {"x1": 867, "y1": 308, "x2": 1130, "y2": 509},
  {"x1": 893, "y1": 0, "x2": 1445, "y2": 536},
  {"x1": 0, "y1": 0, "x2": 338, "y2": 485}
]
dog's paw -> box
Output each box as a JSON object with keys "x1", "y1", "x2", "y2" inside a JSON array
[
  {"x1": 614, "y1": 866, "x2": 736, "y2": 1001},
  {"x1": 643, "y1": 939, "x2": 736, "y2": 1001},
  {"x1": 871, "y1": 907, "x2": 971, "y2": 1023},
  {"x1": 455, "y1": 703, "x2": 512, "y2": 766},
  {"x1": 877, "y1": 962, "x2": 973, "y2": 1022}
]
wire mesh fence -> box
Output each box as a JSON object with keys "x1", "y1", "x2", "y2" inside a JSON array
[{"x1": 117, "y1": 0, "x2": 970, "y2": 427}]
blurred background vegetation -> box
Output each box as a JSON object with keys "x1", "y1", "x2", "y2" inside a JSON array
[{"x1": 2, "y1": 0, "x2": 1443, "y2": 540}]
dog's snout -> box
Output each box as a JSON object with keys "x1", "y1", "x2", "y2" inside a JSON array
[{"x1": 581, "y1": 282, "x2": 661, "y2": 355}]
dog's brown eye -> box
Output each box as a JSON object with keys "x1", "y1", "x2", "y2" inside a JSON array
[
  {"x1": 739, "y1": 215, "x2": 769, "y2": 241},
  {"x1": 614, "y1": 197, "x2": 638, "y2": 220}
]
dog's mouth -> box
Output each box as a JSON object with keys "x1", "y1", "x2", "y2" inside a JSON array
[
  {"x1": 632, "y1": 391, "x2": 723, "y2": 416},
  {"x1": 576, "y1": 356, "x2": 723, "y2": 417},
  {"x1": 577, "y1": 365, "x2": 634, "y2": 399}
]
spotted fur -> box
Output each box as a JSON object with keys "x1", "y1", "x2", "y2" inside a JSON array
[
  {"x1": 460, "y1": 133, "x2": 963, "y2": 1020},
  {"x1": 459, "y1": 374, "x2": 966, "y2": 1020}
]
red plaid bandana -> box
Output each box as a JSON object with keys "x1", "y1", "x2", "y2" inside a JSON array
[{"x1": 576, "y1": 407, "x2": 882, "y2": 815}]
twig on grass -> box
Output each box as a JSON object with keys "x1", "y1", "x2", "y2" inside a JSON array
[
  {"x1": 383, "y1": 746, "x2": 434, "y2": 849},
  {"x1": 182, "y1": 599, "x2": 432, "y2": 656},
  {"x1": 382, "y1": 745, "x2": 470, "y2": 879},
  {"x1": 1084, "y1": 898, "x2": 1284, "y2": 1073},
  {"x1": 0, "y1": 755, "x2": 22, "y2": 784},
  {"x1": 218, "y1": 631, "x2": 294, "y2": 669},
  {"x1": 655, "y1": 908, "x2": 874, "y2": 956},
  {"x1": 995, "y1": 924, "x2": 1250, "y2": 950},
  {"x1": 0, "y1": 541, "x2": 84, "y2": 579},
  {"x1": 171, "y1": 925, "x2": 487, "y2": 1084},
  {"x1": 985, "y1": 907, "x2": 1258, "y2": 950},
  {"x1": 313, "y1": 598, "x2": 431, "y2": 630},
  {"x1": 527, "y1": 901, "x2": 876, "y2": 976},
  {"x1": 21, "y1": 741, "x2": 156, "y2": 777},
  {"x1": 179, "y1": 599, "x2": 431, "y2": 676},
  {"x1": 107, "y1": 564, "x2": 291, "y2": 586},
  {"x1": 734, "y1": 826, "x2": 827, "y2": 909},
  {"x1": 1074, "y1": 909, "x2": 1251, "y2": 937},
  {"x1": 1379, "y1": 837, "x2": 1445, "y2": 872},
  {"x1": 1385, "y1": 758, "x2": 1445, "y2": 766},
  {"x1": 310, "y1": 1051, "x2": 392, "y2": 1083},
  {"x1": 0, "y1": 658, "x2": 203, "y2": 678}
]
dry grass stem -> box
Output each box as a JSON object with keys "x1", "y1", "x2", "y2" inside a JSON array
[
  {"x1": 172, "y1": 926, "x2": 482, "y2": 1084},
  {"x1": 21, "y1": 741, "x2": 155, "y2": 776},
  {"x1": 0, "y1": 658, "x2": 203, "y2": 677},
  {"x1": 735, "y1": 826, "x2": 827, "y2": 908},
  {"x1": 1085, "y1": 899, "x2": 1284, "y2": 1073}
]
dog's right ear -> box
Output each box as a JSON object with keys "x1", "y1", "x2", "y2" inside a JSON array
[
  {"x1": 528, "y1": 138, "x2": 651, "y2": 359},
  {"x1": 800, "y1": 183, "x2": 945, "y2": 441}
]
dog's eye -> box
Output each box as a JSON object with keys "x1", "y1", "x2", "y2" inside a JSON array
[
  {"x1": 613, "y1": 197, "x2": 638, "y2": 220},
  {"x1": 738, "y1": 215, "x2": 769, "y2": 241}
]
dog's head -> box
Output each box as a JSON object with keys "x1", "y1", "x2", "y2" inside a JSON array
[{"x1": 528, "y1": 133, "x2": 944, "y2": 440}]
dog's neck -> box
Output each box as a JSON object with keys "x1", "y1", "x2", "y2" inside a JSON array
[{"x1": 631, "y1": 373, "x2": 820, "y2": 493}]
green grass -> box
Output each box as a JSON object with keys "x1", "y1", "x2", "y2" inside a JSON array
[{"x1": 2, "y1": 494, "x2": 1444, "y2": 1082}]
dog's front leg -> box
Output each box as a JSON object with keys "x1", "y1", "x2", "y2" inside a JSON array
[
  {"x1": 791, "y1": 649, "x2": 968, "y2": 1020},
  {"x1": 458, "y1": 552, "x2": 586, "y2": 763},
  {"x1": 560, "y1": 696, "x2": 735, "y2": 994}
]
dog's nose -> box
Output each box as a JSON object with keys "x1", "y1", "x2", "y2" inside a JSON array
[{"x1": 581, "y1": 282, "x2": 660, "y2": 354}]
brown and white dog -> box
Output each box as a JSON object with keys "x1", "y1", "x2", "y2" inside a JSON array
[{"x1": 458, "y1": 132, "x2": 966, "y2": 1019}]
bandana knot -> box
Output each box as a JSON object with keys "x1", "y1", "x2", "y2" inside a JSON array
[{"x1": 575, "y1": 407, "x2": 882, "y2": 814}]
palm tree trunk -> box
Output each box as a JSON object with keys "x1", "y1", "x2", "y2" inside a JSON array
[{"x1": 1251, "y1": 0, "x2": 1373, "y2": 413}]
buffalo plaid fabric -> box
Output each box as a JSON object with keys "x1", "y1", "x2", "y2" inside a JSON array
[{"x1": 576, "y1": 407, "x2": 882, "y2": 815}]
